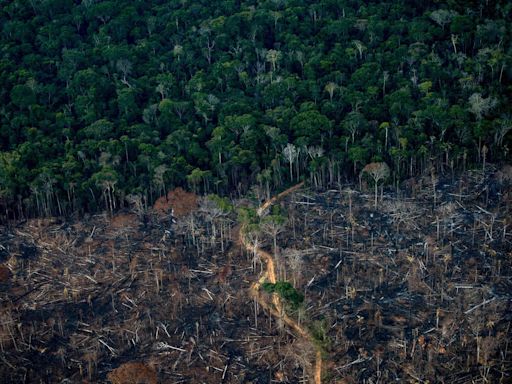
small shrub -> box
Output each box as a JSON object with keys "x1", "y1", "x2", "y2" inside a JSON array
[{"x1": 262, "y1": 281, "x2": 304, "y2": 310}]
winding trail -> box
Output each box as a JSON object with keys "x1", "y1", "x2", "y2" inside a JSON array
[{"x1": 240, "y1": 182, "x2": 323, "y2": 384}]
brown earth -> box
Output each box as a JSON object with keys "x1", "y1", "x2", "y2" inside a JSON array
[{"x1": 107, "y1": 362, "x2": 157, "y2": 384}]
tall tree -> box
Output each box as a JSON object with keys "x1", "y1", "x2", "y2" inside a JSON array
[{"x1": 362, "y1": 162, "x2": 390, "y2": 208}]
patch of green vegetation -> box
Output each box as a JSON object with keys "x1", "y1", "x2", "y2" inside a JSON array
[
  {"x1": 308, "y1": 319, "x2": 331, "y2": 352},
  {"x1": 271, "y1": 204, "x2": 285, "y2": 216},
  {"x1": 208, "y1": 194, "x2": 233, "y2": 213},
  {"x1": 262, "y1": 281, "x2": 304, "y2": 310},
  {"x1": 237, "y1": 207, "x2": 259, "y2": 225}
]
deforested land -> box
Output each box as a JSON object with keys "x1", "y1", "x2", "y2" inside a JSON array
[{"x1": 1, "y1": 167, "x2": 511, "y2": 383}]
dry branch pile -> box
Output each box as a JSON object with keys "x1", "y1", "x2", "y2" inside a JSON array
[
  {"x1": 271, "y1": 167, "x2": 512, "y2": 383},
  {"x1": 0, "y1": 199, "x2": 276, "y2": 383},
  {"x1": 0, "y1": 167, "x2": 510, "y2": 383}
]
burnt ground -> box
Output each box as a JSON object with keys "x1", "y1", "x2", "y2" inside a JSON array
[
  {"x1": 274, "y1": 167, "x2": 512, "y2": 383},
  {"x1": 0, "y1": 166, "x2": 511, "y2": 383}
]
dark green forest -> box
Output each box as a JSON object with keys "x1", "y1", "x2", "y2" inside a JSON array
[{"x1": 0, "y1": 0, "x2": 511, "y2": 219}]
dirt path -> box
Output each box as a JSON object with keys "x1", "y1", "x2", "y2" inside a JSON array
[
  {"x1": 241, "y1": 182, "x2": 323, "y2": 384},
  {"x1": 256, "y1": 181, "x2": 304, "y2": 216}
]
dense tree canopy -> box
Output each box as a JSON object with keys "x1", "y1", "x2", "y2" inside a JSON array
[{"x1": 0, "y1": 0, "x2": 511, "y2": 218}]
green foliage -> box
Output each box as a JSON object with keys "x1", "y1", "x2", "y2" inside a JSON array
[
  {"x1": 237, "y1": 207, "x2": 258, "y2": 226},
  {"x1": 0, "y1": 0, "x2": 510, "y2": 218},
  {"x1": 308, "y1": 319, "x2": 332, "y2": 351},
  {"x1": 262, "y1": 281, "x2": 304, "y2": 310},
  {"x1": 208, "y1": 194, "x2": 233, "y2": 213},
  {"x1": 262, "y1": 213, "x2": 287, "y2": 228}
]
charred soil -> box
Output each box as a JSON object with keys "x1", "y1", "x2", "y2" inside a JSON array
[{"x1": 0, "y1": 168, "x2": 511, "y2": 383}]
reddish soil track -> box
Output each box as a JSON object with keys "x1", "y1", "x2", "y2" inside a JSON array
[{"x1": 242, "y1": 182, "x2": 323, "y2": 384}]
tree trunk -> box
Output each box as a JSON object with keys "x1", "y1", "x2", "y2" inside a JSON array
[{"x1": 374, "y1": 180, "x2": 378, "y2": 208}]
